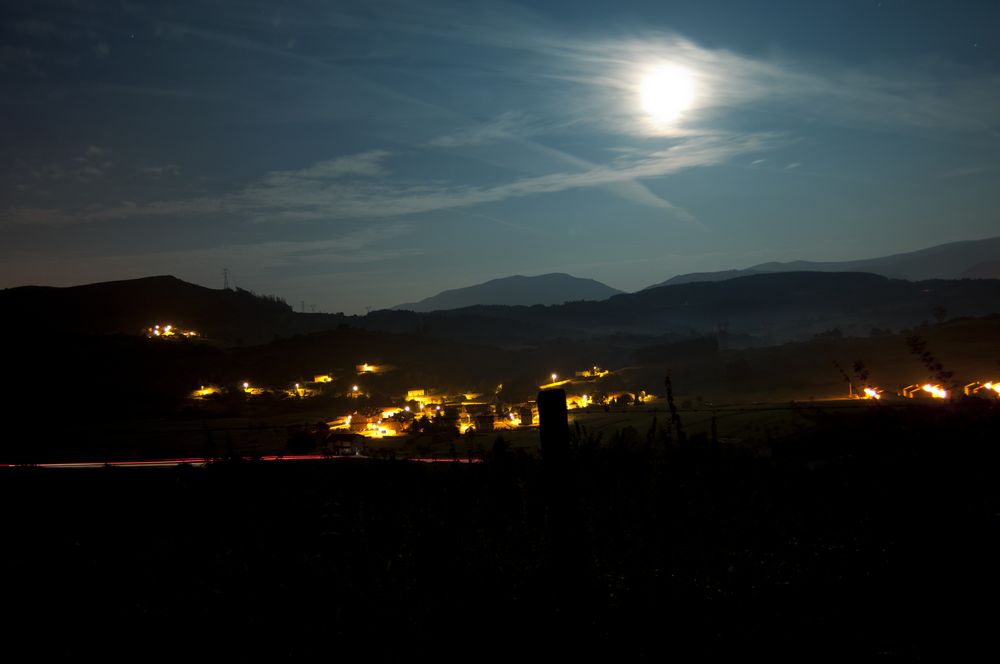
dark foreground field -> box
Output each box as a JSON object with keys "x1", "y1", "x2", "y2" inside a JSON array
[{"x1": 3, "y1": 402, "x2": 999, "y2": 661}]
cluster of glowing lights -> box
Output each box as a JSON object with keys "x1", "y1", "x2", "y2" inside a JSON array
[
  {"x1": 965, "y1": 381, "x2": 1000, "y2": 397},
  {"x1": 364, "y1": 420, "x2": 399, "y2": 438},
  {"x1": 922, "y1": 384, "x2": 948, "y2": 399},
  {"x1": 378, "y1": 405, "x2": 416, "y2": 420},
  {"x1": 147, "y1": 323, "x2": 198, "y2": 339},
  {"x1": 862, "y1": 387, "x2": 882, "y2": 400}
]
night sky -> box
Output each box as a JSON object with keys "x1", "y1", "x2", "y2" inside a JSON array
[{"x1": 2, "y1": 0, "x2": 998, "y2": 313}]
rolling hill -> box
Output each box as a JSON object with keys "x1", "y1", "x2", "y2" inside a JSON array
[
  {"x1": 4, "y1": 271, "x2": 1000, "y2": 349},
  {"x1": 391, "y1": 273, "x2": 622, "y2": 312},
  {"x1": 652, "y1": 236, "x2": 1000, "y2": 287}
]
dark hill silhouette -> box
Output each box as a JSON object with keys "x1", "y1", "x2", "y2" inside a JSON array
[
  {"x1": 391, "y1": 273, "x2": 622, "y2": 311},
  {"x1": 366, "y1": 271, "x2": 1000, "y2": 345},
  {"x1": 960, "y1": 260, "x2": 1000, "y2": 279},
  {"x1": 652, "y1": 236, "x2": 1000, "y2": 287},
  {"x1": 0, "y1": 275, "x2": 347, "y2": 346},
  {"x1": 4, "y1": 271, "x2": 1000, "y2": 348}
]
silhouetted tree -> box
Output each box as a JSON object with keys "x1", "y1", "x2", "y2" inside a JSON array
[
  {"x1": 852, "y1": 360, "x2": 870, "y2": 385},
  {"x1": 664, "y1": 373, "x2": 686, "y2": 444},
  {"x1": 907, "y1": 335, "x2": 955, "y2": 388}
]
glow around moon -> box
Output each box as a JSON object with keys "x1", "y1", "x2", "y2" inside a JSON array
[{"x1": 639, "y1": 65, "x2": 696, "y2": 124}]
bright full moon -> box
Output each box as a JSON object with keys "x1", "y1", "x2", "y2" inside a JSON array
[{"x1": 640, "y1": 65, "x2": 696, "y2": 123}]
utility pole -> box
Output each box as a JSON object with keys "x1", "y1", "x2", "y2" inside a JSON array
[{"x1": 222, "y1": 267, "x2": 230, "y2": 290}]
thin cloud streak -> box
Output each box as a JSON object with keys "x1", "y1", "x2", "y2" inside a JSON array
[
  {"x1": 0, "y1": 224, "x2": 421, "y2": 289},
  {"x1": 3, "y1": 132, "x2": 775, "y2": 229}
]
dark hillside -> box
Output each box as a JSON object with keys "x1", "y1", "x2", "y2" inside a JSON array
[{"x1": 0, "y1": 276, "x2": 347, "y2": 346}]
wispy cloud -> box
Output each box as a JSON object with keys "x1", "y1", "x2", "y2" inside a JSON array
[
  {"x1": 262, "y1": 150, "x2": 392, "y2": 183},
  {"x1": 0, "y1": 223, "x2": 422, "y2": 290},
  {"x1": 322, "y1": 0, "x2": 1000, "y2": 138},
  {"x1": 3, "y1": 132, "x2": 773, "y2": 229},
  {"x1": 427, "y1": 111, "x2": 543, "y2": 147},
  {"x1": 9, "y1": 0, "x2": 995, "y2": 237}
]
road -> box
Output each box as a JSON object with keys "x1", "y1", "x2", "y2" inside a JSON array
[{"x1": 1, "y1": 454, "x2": 481, "y2": 469}]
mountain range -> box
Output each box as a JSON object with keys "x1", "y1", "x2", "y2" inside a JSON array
[
  {"x1": 652, "y1": 235, "x2": 1000, "y2": 287},
  {"x1": 392, "y1": 273, "x2": 622, "y2": 312},
  {"x1": 2, "y1": 237, "x2": 998, "y2": 349},
  {"x1": 388, "y1": 237, "x2": 998, "y2": 311}
]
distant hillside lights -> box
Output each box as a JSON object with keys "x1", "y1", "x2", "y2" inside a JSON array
[
  {"x1": 901, "y1": 383, "x2": 949, "y2": 399},
  {"x1": 922, "y1": 384, "x2": 949, "y2": 399},
  {"x1": 146, "y1": 323, "x2": 198, "y2": 339},
  {"x1": 964, "y1": 381, "x2": 1000, "y2": 397},
  {"x1": 862, "y1": 387, "x2": 882, "y2": 400},
  {"x1": 241, "y1": 381, "x2": 265, "y2": 396}
]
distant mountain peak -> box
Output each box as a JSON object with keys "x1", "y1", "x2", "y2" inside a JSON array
[
  {"x1": 391, "y1": 273, "x2": 622, "y2": 312},
  {"x1": 649, "y1": 235, "x2": 1000, "y2": 288}
]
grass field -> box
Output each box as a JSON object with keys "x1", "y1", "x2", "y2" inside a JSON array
[{"x1": 4, "y1": 399, "x2": 997, "y2": 660}]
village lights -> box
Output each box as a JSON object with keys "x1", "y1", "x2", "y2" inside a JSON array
[{"x1": 921, "y1": 383, "x2": 948, "y2": 399}]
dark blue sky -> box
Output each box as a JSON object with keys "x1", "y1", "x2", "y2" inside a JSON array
[{"x1": 2, "y1": 0, "x2": 998, "y2": 312}]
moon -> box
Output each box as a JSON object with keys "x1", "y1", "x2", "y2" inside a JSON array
[{"x1": 640, "y1": 65, "x2": 696, "y2": 123}]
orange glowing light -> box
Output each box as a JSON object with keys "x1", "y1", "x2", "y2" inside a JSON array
[{"x1": 921, "y1": 384, "x2": 948, "y2": 399}]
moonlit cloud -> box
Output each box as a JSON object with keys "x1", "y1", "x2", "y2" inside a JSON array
[
  {"x1": 3, "y1": 0, "x2": 999, "y2": 312},
  {"x1": 4, "y1": 132, "x2": 774, "y2": 229},
  {"x1": 426, "y1": 111, "x2": 542, "y2": 147},
  {"x1": 322, "y1": 0, "x2": 1000, "y2": 138}
]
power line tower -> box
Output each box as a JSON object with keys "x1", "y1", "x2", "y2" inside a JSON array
[{"x1": 223, "y1": 267, "x2": 230, "y2": 290}]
